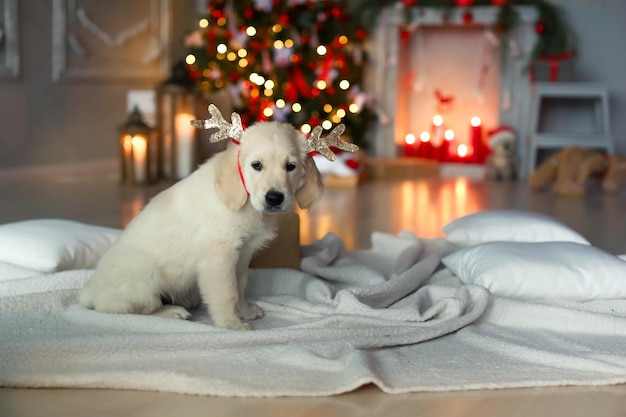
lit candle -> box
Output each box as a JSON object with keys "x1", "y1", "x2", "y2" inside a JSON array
[
  {"x1": 457, "y1": 143, "x2": 469, "y2": 159},
  {"x1": 417, "y1": 131, "x2": 433, "y2": 159},
  {"x1": 431, "y1": 115, "x2": 445, "y2": 161},
  {"x1": 174, "y1": 113, "x2": 196, "y2": 179},
  {"x1": 131, "y1": 135, "x2": 147, "y2": 183},
  {"x1": 470, "y1": 116, "x2": 484, "y2": 163},
  {"x1": 404, "y1": 133, "x2": 417, "y2": 157},
  {"x1": 441, "y1": 129, "x2": 455, "y2": 162}
]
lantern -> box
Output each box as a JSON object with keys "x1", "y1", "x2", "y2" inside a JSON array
[
  {"x1": 118, "y1": 107, "x2": 157, "y2": 185},
  {"x1": 156, "y1": 62, "x2": 201, "y2": 181}
]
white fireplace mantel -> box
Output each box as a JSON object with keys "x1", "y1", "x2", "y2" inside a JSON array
[{"x1": 370, "y1": 6, "x2": 538, "y2": 176}]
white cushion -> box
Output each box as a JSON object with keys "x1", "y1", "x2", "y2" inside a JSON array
[
  {"x1": 442, "y1": 210, "x2": 589, "y2": 246},
  {"x1": 0, "y1": 219, "x2": 121, "y2": 273},
  {"x1": 442, "y1": 241, "x2": 626, "y2": 301}
]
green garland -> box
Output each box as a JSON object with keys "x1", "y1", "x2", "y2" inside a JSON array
[{"x1": 349, "y1": 0, "x2": 577, "y2": 60}]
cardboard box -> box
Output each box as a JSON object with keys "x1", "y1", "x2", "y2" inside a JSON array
[{"x1": 250, "y1": 212, "x2": 301, "y2": 270}]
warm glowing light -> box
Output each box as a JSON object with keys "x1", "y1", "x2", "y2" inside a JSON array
[
  {"x1": 264, "y1": 80, "x2": 275, "y2": 89},
  {"x1": 301, "y1": 124, "x2": 312, "y2": 134},
  {"x1": 284, "y1": 39, "x2": 294, "y2": 48},
  {"x1": 433, "y1": 115, "x2": 443, "y2": 126},
  {"x1": 420, "y1": 131, "x2": 431, "y2": 142},
  {"x1": 405, "y1": 133, "x2": 416, "y2": 145},
  {"x1": 444, "y1": 129, "x2": 455, "y2": 140},
  {"x1": 276, "y1": 99, "x2": 286, "y2": 108},
  {"x1": 316, "y1": 45, "x2": 327, "y2": 56},
  {"x1": 272, "y1": 24, "x2": 282, "y2": 33},
  {"x1": 131, "y1": 135, "x2": 146, "y2": 148},
  {"x1": 471, "y1": 116, "x2": 482, "y2": 127},
  {"x1": 316, "y1": 80, "x2": 327, "y2": 89},
  {"x1": 457, "y1": 144, "x2": 469, "y2": 157},
  {"x1": 274, "y1": 40, "x2": 284, "y2": 49},
  {"x1": 323, "y1": 104, "x2": 332, "y2": 113},
  {"x1": 250, "y1": 89, "x2": 259, "y2": 98},
  {"x1": 349, "y1": 103, "x2": 360, "y2": 113},
  {"x1": 199, "y1": 19, "x2": 209, "y2": 28},
  {"x1": 336, "y1": 109, "x2": 346, "y2": 118},
  {"x1": 185, "y1": 54, "x2": 196, "y2": 65},
  {"x1": 338, "y1": 35, "x2": 348, "y2": 45},
  {"x1": 226, "y1": 52, "x2": 236, "y2": 61},
  {"x1": 339, "y1": 80, "x2": 350, "y2": 90},
  {"x1": 263, "y1": 107, "x2": 273, "y2": 117},
  {"x1": 331, "y1": 115, "x2": 341, "y2": 123},
  {"x1": 216, "y1": 43, "x2": 227, "y2": 54},
  {"x1": 237, "y1": 49, "x2": 248, "y2": 58},
  {"x1": 217, "y1": 17, "x2": 226, "y2": 26},
  {"x1": 238, "y1": 58, "x2": 249, "y2": 67},
  {"x1": 246, "y1": 26, "x2": 257, "y2": 36},
  {"x1": 322, "y1": 120, "x2": 333, "y2": 130},
  {"x1": 249, "y1": 73, "x2": 265, "y2": 85},
  {"x1": 264, "y1": 89, "x2": 273, "y2": 97},
  {"x1": 292, "y1": 103, "x2": 302, "y2": 112}
]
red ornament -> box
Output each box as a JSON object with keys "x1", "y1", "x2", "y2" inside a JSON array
[
  {"x1": 456, "y1": 0, "x2": 473, "y2": 6},
  {"x1": 462, "y1": 11, "x2": 473, "y2": 24},
  {"x1": 492, "y1": 0, "x2": 509, "y2": 4},
  {"x1": 345, "y1": 159, "x2": 360, "y2": 170},
  {"x1": 243, "y1": 7, "x2": 254, "y2": 20},
  {"x1": 399, "y1": 28, "x2": 411, "y2": 41},
  {"x1": 402, "y1": 0, "x2": 417, "y2": 6},
  {"x1": 535, "y1": 22, "x2": 545, "y2": 33},
  {"x1": 211, "y1": 8, "x2": 222, "y2": 19},
  {"x1": 355, "y1": 28, "x2": 368, "y2": 40}
]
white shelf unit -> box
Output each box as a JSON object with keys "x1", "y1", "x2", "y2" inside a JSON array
[{"x1": 527, "y1": 82, "x2": 613, "y2": 174}]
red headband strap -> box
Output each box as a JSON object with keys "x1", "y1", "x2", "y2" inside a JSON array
[{"x1": 236, "y1": 149, "x2": 249, "y2": 195}]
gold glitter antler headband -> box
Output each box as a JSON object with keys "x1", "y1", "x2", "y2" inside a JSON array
[
  {"x1": 190, "y1": 104, "x2": 245, "y2": 144},
  {"x1": 191, "y1": 104, "x2": 359, "y2": 160}
]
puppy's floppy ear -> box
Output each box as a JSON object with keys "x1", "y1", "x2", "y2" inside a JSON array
[
  {"x1": 296, "y1": 157, "x2": 324, "y2": 209},
  {"x1": 214, "y1": 145, "x2": 248, "y2": 210}
]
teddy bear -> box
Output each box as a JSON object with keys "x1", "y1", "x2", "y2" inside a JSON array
[
  {"x1": 528, "y1": 146, "x2": 608, "y2": 197},
  {"x1": 485, "y1": 126, "x2": 519, "y2": 181},
  {"x1": 602, "y1": 154, "x2": 626, "y2": 193}
]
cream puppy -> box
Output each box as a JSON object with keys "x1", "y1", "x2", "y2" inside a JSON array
[{"x1": 80, "y1": 122, "x2": 324, "y2": 330}]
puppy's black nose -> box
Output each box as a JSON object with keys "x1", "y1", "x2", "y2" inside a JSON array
[{"x1": 265, "y1": 191, "x2": 284, "y2": 207}]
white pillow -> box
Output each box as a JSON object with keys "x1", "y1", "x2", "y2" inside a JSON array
[
  {"x1": 442, "y1": 210, "x2": 589, "y2": 246},
  {"x1": 0, "y1": 219, "x2": 121, "y2": 273},
  {"x1": 442, "y1": 241, "x2": 626, "y2": 301}
]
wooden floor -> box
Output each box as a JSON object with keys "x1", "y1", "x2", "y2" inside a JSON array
[{"x1": 1, "y1": 158, "x2": 625, "y2": 416}]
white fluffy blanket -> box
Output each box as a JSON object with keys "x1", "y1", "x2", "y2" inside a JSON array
[{"x1": 1, "y1": 233, "x2": 626, "y2": 397}]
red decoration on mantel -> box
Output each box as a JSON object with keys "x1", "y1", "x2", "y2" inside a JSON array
[
  {"x1": 402, "y1": 0, "x2": 417, "y2": 6},
  {"x1": 535, "y1": 22, "x2": 545, "y2": 33},
  {"x1": 462, "y1": 10, "x2": 473, "y2": 24},
  {"x1": 456, "y1": 0, "x2": 473, "y2": 6},
  {"x1": 491, "y1": 0, "x2": 509, "y2": 5}
]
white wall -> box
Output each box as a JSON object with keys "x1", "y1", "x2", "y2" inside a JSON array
[{"x1": 552, "y1": 0, "x2": 626, "y2": 154}]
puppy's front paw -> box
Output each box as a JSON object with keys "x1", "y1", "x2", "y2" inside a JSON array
[
  {"x1": 214, "y1": 317, "x2": 252, "y2": 331},
  {"x1": 153, "y1": 305, "x2": 192, "y2": 320},
  {"x1": 238, "y1": 302, "x2": 265, "y2": 321}
]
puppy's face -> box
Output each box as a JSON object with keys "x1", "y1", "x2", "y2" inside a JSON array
[{"x1": 238, "y1": 122, "x2": 321, "y2": 213}]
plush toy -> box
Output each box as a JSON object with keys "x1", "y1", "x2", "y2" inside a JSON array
[
  {"x1": 602, "y1": 154, "x2": 626, "y2": 193},
  {"x1": 485, "y1": 126, "x2": 519, "y2": 181},
  {"x1": 528, "y1": 146, "x2": 608, "y2": 197}
]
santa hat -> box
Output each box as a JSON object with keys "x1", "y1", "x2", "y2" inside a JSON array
[{"x1": 488, "y1": 125, "x2": 516, "y2": 147}]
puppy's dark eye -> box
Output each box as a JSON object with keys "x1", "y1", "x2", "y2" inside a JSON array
[
  {"x1": 285, "y1": 162, "x2": 297, "y2": 172},
  {"x1": 251, "y1": 161, "x2": 263, "y2": 171}
]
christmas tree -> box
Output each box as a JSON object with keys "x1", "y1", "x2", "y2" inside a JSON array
[{"x1": 183, "y1": 0, "x2": 375, "y2": 150}]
